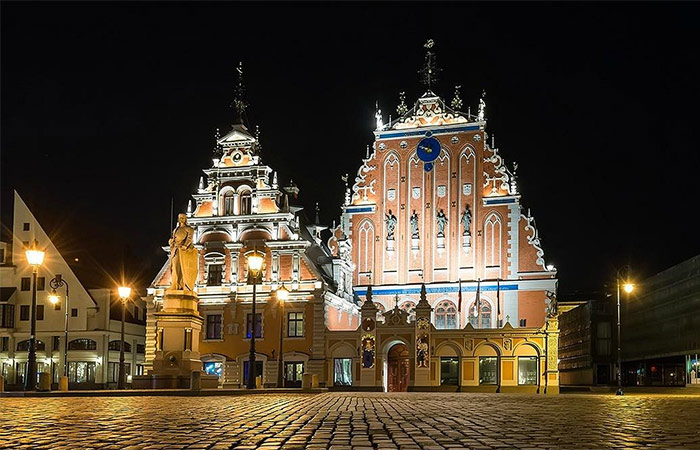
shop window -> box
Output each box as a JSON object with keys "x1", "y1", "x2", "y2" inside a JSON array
[
  {"x1": 203, "y1": 362, "x2": 223, "y2": 378},
  {"x1": 206, "y1": 314, "x2": 222, "y2": 340},
  {"x1": 107, "y1": 362, "x2": 131, "y2": 383},
  {"x1": 440, "y1": 357, "x2": 459, "y2": 385},
  {"x1": 479, "y1": 357, "x2": 498, "y2": 385},
  {"x1": 333, "y1": 358, "x2": 352, "y2": 386},
  {"x1": 287, "y1": 312, "x2": 304, "y2": 337},
  {"x1": 68, "y1": 362, "x2": 96, "y2": 383},
  {"x1": 518, "y1": 356, "x2": 538, "y2": 385}
]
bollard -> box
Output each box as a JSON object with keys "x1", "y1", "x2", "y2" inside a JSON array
[
  {"x1": 38, "y1": 372, "x2": 51, "y2": 392},
  {"x1": 0, "y1": 375, "x2": 4, "y2": 392},
  {"x1": 255, "y1": 375, "x2": 262, "y2": 389},
  {"x1": 190, "y1": 370, "x2": 201, "y2": 391},
  {"x1": 58, "y1": 376, "x2": 69, "y2": 391}
]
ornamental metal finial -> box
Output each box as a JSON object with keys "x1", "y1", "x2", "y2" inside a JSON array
[
  {"x1": 213, "y1": 128, "x2": 222, "y2": 155},
  {"x1": 396, "y1": 91, "x2": 408, "y2": 116},
  {"x1": 451, "y1": 85, "x2": 463, "y2": 111},
  {"x1": 418, "y1": 39, "x2": 441, "y2": 90},
  {"x1": 232, "y1": 62, "x2": 248, "y2": 122}
]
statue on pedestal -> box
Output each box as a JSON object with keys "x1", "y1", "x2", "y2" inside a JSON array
[
  {"x1": 461, "y1": 205, "x2": 472, "y2": 236},
  {"x1": 410, "y1": 211, "x2": 419, "y2": 239},
  {"x1": 436, "y1": 209, "x2": 447, "y2": 237},
  {"x1": 169, "y1": 213, "x2": 198, "y2": 292},
  {"x1": 385, "y1": 210, "x2": 397, "y2": 240}
]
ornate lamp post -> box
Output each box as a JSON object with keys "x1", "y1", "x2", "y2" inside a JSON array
[
  {"x1": 276, "y1": 283, "x2": 289, "y2": 388},
  {"x1": 24, "y1": 240, "x2": 45, "y2": 391},
  {"x1": 246, "y1": 250, "x2": 264, "y2": 389},
  {"x1": 117, "y1": 286, "x2": 131, "y2": 389},
  {"x1": 48, "y1": 275, "x2": 70, "y2": 390},
  {"x1": 615, "y1": 265, "x2": 635, "y2": 396}
]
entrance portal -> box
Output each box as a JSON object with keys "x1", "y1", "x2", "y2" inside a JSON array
[{"x1": 387, "y1": 343, "x2": 410, "y2": 392}]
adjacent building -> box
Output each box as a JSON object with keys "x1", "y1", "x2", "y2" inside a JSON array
[{"x1": 0, "y1": 192, "x2": 146, "y2": 390}]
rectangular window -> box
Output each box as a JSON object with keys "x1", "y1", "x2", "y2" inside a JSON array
[
  {"x1": 287, "y1": 312, "x2": 304, "y2": 337},
  {"x1": 479, "y1": 357, "x2": 498, "y2": 385},
  {"x1": 23, "y1": 223, "x2": 30, "y2": 231},
  {"x1": 333, "y1": 358, "x2": 353, "y2": 386},
  {"x1": 207, "y1": 264, "x2": 223, "y2": 286},
  {"x1": 0, "y1": 304, "x2": 15, "y2": 328},
  {"x1": 107, "y1": 362, "x2": 131, "y2": 383},
  {"x1": 205, "y1": 314, "x2": 222, "y2": 340},
  {"x1": 21, "y1": 278, "x2": 31, "y2": 291},
  {"x1": 203, "y1": 361, "x2": 223, "y2": 378},
  {"x1": 71, "y1": 308, "x2": 78, "y2": 317},
  {"x1": 0, "y1": 248, "x2": 4, "y2": 263},
  {"x1": 596, "y1": 322, "x2": 612, "y2": 356},
  {"x1": 440, "y1": 357, "x2": 460, "y2": 385},
  {"x1": 1, "y1": 336, "x2": 8, "y2": 352},
  {"x1": 36, "y1": 305, "x2": 44, "y2": 321},
  {"x1": 519, "y1": 318, "x2": 527, "y2": 327},
  {"x1": 136, "y1": 343, "x2": 145, "y2": 354},
  {"x1": 53, "y1": 336, "x2": 60, "y2": 351},
  {"x1": 136, "y1": 364, "x2": 144, "y2": 376},
  {"x1": 518, "y1": 357, "x2": 538, "y2": 385},
  {"x1": 68, "y1": 361, "x2": 96, "y2": 383},
  {"x1": 16, "y1": 362, "x2": 27, "y2": 385},
  {"x1": 20, "y1": 305, "x2": 30, "y2": 321},
  {"x1": 246, "y1": 313, "x2": 262, "y2": 338},
  {"x1": 37, "y1": 277, "x2": 45, "y2": 291}
]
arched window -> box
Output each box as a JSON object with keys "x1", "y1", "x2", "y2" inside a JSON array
[
  {"x1": 16, "y1": 340, "x2": 45, "y2": 351},
  {"x1": 240, "y1": 191, "x2": 252, "y2": 215},
  {"x1": 484, "y1": 213, "x2": 502, "y2": 267},
  {"x1": 357, "y1": 220, "x2": 375, "y2": 275},
  {"x1": 108, "y1": 340, "x2": 131, "y2": 352},
  {"x1": 435, "y1": 300, "x2": 458, "y2": 329},
  {"x1": 400, "y1": 301, "x2": 416, "y2": 322},
  {"x1": 469, "y1": 301, "x2": 492, "y2": 329},
  {"x1": 68, "y1": 339, "x2": 97, "y2": 351},
  {"x1": 374, "y1": 302, "x2": 386, "y2": 323},
  {"x1": 223, "y1": 190, "x2": 235, "y2": 215}
]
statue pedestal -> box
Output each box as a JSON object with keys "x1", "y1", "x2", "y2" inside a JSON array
[
  {"x1": 411, "y1": 238, "x2": 420, "y2": 251},
  {"x1": 436, "y1": 236, "x2": 445, "y2": 249},
  {"x1": 133, "y1": 290, "x2": 217, "y2": 389},
  {"x1": 462, "y1": 234, "x2": 471, "y2": 251},
  {"x1": 386, "y1": 239, "x2": 395, "y2": 252}
]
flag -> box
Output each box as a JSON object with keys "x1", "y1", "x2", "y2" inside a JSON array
[
  {"x1": 457, "y1": 279, "x2": 462, "y2": 314},
  {"x1": 496, "y1": 278, "x2": 501, "y2": 326},
  {"x1": 476, "y1": 278, "x2": 481, "y2": 327}
]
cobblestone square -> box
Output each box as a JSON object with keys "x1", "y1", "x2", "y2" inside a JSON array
[{"x1": 1, "y1": 392, "x2": 699, "y2": 449}]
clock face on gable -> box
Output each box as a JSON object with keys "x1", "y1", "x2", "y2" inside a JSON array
[{"x1": 416, "y1": 135, "x2": 441, "y2": 163}]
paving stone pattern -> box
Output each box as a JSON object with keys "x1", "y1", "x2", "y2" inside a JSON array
[{"x1": 2, "y1": 392, "x2": 700, "y2": 449}]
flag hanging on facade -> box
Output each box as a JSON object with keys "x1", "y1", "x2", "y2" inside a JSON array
[
  {"x1": 458, "y1": 278, "x2": 462, "y2": 314},
  {"x1": 496, "y1": 278, "x2": 501, "y2": 322},
  {"x1": 476, "y1": 278, "x2": 481, "y2": 327}
]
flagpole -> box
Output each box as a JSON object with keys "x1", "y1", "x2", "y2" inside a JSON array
[
  {"x1": 496, "y1": 278, "x2": 501, "y2": 327},
  {"x1": 457, "y1": 279, "x2": 462, "y2": 327},
  {"x1": 476, "y1": 278, "x2": 481, "y2": 329}
]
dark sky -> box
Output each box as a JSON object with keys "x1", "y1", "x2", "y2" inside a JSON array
[{"x1": 2, "y1": 2, "x2": 699, "y2": 294}]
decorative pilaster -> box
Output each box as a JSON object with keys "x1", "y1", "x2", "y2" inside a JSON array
[{"x1": 414, "y1": 284, "x2": 432, "y2": 387}]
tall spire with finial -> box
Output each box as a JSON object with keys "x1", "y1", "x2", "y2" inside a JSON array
[
  {"x1": 418, "y1": 39, "x2": 441, "y2": 92},
  {"x1": 451, "y1": 85, "x2": 463, "y2": 111},
  {"x1": 232, "y1": 62, "x2": 248, "y2": 124},
  {"x1": 314, "y1": 202, "x2": 320, "y2": 224},
  {"x1": 213, "y1": 128, "x2": 222, "y2": 156},
  {"x1": 396, "y1": 91, "x2": 408, "y2": 116}
]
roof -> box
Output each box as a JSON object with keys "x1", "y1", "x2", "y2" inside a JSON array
[{"x1": 217, "y1": 124, "x2": 256, "y2": 148}]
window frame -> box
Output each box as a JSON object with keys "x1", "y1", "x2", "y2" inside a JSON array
[
  {"x1": 205, "y1": 314, "x2": 223, "y2": 340},
  {"x1": 287, "y1": 311, "x2": 304, "y2": 337},
  {"x1": 245, "y1": 312, "x2": 263, "y2": 339}
]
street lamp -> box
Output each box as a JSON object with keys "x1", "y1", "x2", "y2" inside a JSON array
[
  {"x1": 48, "y1": 274, "x2": 70, "y2": 390},
  {"x1": 615, "y1": 266, "x2": 635, "y2": 396},
  {"x1": 117, "y1": 286, "x2": 131, "y2": 389},
  {"x1": 246, "y1": 249, "x2": 264, "y2": 389},
  {"x1": 276, "y1": 283, "x2": 290, "y2": 388},
  {"x1": 24, "y1": 240, "x2": 45, "y2": 391}
]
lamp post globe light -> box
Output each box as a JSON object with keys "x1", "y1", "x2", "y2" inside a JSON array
[
  {"x1": 276, "y1": 283, "x2": 290, "y2": 388},
  {"x1": 117, "y1": 286, "x2": 132, "y2": 389},
  {"x1": 615, "y1": 265, "x2": 635, "y2": 396},
  {"x1": 246, "y1": 250, "x2": 265, "y2": 389},
  {"x1": 48, "y1": 274, "x2": 70, "y2": 391},
  {"x1": 24, "y1": 240, "x2": 45, "y2": 391}
]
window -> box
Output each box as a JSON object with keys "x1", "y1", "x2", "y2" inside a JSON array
[
  {"x1": 400, "y1": 301, "x2": 416, "y2": 322},
  {"x1": 334, "y1": 358, "x2": 353, "y2": 386},
  {"x1": 16, "y1": 362, "x2": 26, "y2": 385},
  {"x1": 435, "y1": 300, "x2": 458, "y2": 329},
  {"x1": 203, "y1": 362, "x2": 223, "y2": 378},
  {"x1": 240, "y1": 192, "x2": 252, "y2": 215},
  {"x1": 469, "y1": 301, "x2": 492, "y2": 329},
  {"x1": 69, "y1": 361, "x2": 96, "y2": 383},
  {"x1": 108, "y1": 340, "x2": 131, "y2": 352},
  {"x1": 518, "y1": 357, "x2": 538, "y2": 385},
  {"x1": 21, "y1": 278, "x2": 31, "y2": 291},
  {"x1": 246, "y1": 313, "x2": 262, "y2": 338},
  {"x1": 52, "y1": 336, "x2": 60, "y2": 351},
  {"x1": 1, "y1": 336, "x2": 8, "y2": 352},
  {"x1": 207, "y1": 264, "x2": 223, "y2": 286},
  {"x1": 107, "y1": 362, "x2": 131, "y2": 383},
  {"x1": 285, "y1": 362, "x2": 304, "y2": 387},
  {"x1": 37, "y1": 277, "x2": 45, "y2": 291},
  {"x1": 287, "y1": 312, "x2": 304, "y2": 337},
  {"x1": 519, "y1": 318, "x2": 527, "y2": 327},
  {"x1": 0, "y1": 304, "x2": 15, "y2": 328},
  {"x1": 440, "y1": 357, "x2": 459, "y2": 385},
  {"x1": 133, "y1": 306, "x2": 140, "y2": 321},
  {"x1": 0, "y1": 248, "x2": 4, "y2": 263},
  {"x1": 36, "y1": 305, "x2": 44, "y2": 321},
  {"x1": 17, "y1": 339, "x2": 45, "y2": 351},
  {"x1": 68, "y1": 339, "x2": 97, "y2": 350},
  {"x1": 136, "y1": 364, "x2": 144, "y2": 376},
  {"x1": 479, "y1": 357, "x2": 498, "y2": 385},
  {"x1": 206, "y1": 314, "x2": 222, "y2": 340},
  {"x1": 596, "y1": 322, "x2": 612, "y2": 356},
  {"x1": 23, "y1": 222, "x2": 30, "y2": 231},
  {"x1": 136, "y1": 344, "x2": 145, "y2": 354},
  {"x1": 20, "y1": 305, "x2": 30, "y2": 321},
  {"x1": 71, "y1": 308, "x2": 78, "y2": 317},
  {"x1": 242, "y1": 360, "x2": 263, "y2": 386},
  {"x1": 223, "y1": 191, "x2": 234, "y2": 215}
]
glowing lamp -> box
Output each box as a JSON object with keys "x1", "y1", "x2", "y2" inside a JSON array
[
  {"x1": 623, "y1": 283, "x2": 635, "y2": 294},
  {"x1": 118, "y1": 286, "x2": 132, "y2": 300},
  {"x1": 247, "y1": 252, "x2": 264, "y2": 275},
  {"x1": 277, "y1": 284, "x2": 289, "y2": 303},
  {"x1": 25, "y1": 241, "x2": 45, "y2": 267},
  {"x1": 48, "y1": 290, "x2": 60, "y2": 305}
]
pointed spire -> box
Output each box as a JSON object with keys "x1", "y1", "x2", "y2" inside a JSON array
[
  {"x1": 342, "y1": 173, "x2": 350, "y2": 206},
  {"x1": 314, "y1": 202, "x2": 320, "y2": 224},
  {"x1": 375, "y1": 102, "x2": 384, "y2": 131},
  {"x1": 186, "y1": 200, "x2": 193, "y2": 217},
  {"x1": 451, "y1": 85, "x2": 463, "y2": 111},
  {"x1": 198, "y1": 176, "x2": 204, "y2": 191},
  {"x1": 477, "y1": 89, "x2": 486, "y2": 121},
  {"x1": 366, "y1": 285, "x2": 373, "y2": 303},
  {"x1": 213, "y1": 128, "x2": 222, "y2": 156},
  {"x1": 232, "y1": 61, "x2": 248, "y2": 123},
  {"x1": 418, "y1": 39, "x2": 441, "y2": 90},
  {"x1": 396, "y1": 91, "x2": 408, "y2": 116},
  {"x1": 420, "y1": 283, "x2": 427, "y2": 303},
  {"x1": 272, "y1": 171, "x2": 278, "y2": 189}
]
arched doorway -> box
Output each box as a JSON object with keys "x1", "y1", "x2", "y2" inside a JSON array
[{"x1": 387, "y1": 343, "x2": 409, "y2": 392}]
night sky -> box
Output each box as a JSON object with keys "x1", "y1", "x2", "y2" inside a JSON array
[{"x1": 2, "y1": 3, "x2": 699, "y2": 294}]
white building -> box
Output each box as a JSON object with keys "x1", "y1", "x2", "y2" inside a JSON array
[{"x1": 0, "y1": 191, "x2": 146, "y2": 390}]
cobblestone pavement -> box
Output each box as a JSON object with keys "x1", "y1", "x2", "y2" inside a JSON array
[{"x1": 2, "y1": 392, "x2": 700, "y2": 449}]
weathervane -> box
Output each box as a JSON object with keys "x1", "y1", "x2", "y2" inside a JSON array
[
  {"x1": 232, "y1": 62, "x2": 248, "y2": 121},
  {"x1": 418, "y1": 39, "x2": 441, "y2": 90},
  {"x1": 396, "y1": 91, "x2": 408, "y2": 116},
  {"x1": 451, "y1": 85, "x2": 463, "y2": 111}
]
